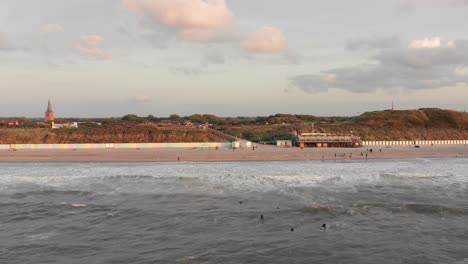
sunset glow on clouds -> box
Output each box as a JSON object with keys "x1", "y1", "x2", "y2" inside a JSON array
[
  {"x1": 78, "y1": 35, "x2": 112, "y2": 60},
  {"x1": 242, "y1": 27, "x2": 286, "y2": 54},
  {"x1": 409, "y1": 37, "x2": 441, "y2": 49},
  {"x1": 123, "y1": 0, "x2": 233, "y2": 41},
  {"x1": 1, "y1": 0, "x2": 468, "y2": 116}
]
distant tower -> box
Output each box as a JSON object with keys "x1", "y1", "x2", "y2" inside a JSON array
[{"x1": 45, "y1": 99, "x2": 55, "y2": 122}]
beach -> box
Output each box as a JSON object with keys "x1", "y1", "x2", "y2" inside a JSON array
[{"x1": 1, "y1": 144, "x2": 467, "y2": 162}]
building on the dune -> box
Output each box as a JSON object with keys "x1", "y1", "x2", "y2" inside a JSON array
[
  {"x1": 43, "y1": 99, "x2": 78, "y2": 129},
  {"x1": 52, "y1": 122, "x2": 78, "y2": 129},
  {"x1": 0, "y1": 119, "x2": 22, "y2": 127},
  {"x1": 44, "y1": 99, "x2": 55, "y2": 122},
  {"x1": 293, "y1": 133, "x2": 362, "y2": 148}
]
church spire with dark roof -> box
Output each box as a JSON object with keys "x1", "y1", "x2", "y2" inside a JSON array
[
  {"x1": 45, "y1": 99, "x2": 55, "y2": 122},
  {"x1": 46, "y1": 99, "x2": 53, "y2": 113}
]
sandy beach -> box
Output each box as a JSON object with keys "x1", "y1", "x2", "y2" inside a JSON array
[{"x1": 1, "y1": 144, "x2": 467, "y2": 162}]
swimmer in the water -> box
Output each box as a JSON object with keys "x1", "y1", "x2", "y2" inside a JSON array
[
  {"x1": 320, "y1": 224, "x2": 327, "y2": 230},
  {"x1": 290, "y1": 228, "x2": 294, "y2": 232}
]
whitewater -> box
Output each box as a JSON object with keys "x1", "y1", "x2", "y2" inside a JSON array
[{"x1": 1, "y1": 159, "x2": 467, "y2": 263}]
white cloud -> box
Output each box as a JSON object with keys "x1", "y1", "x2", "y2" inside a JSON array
[
  {"x1": 171, "y1": 66, "x2": 204, "y2": 76},
  {"x1": 204, "y1": 49, "x2": 225, "y2": 64},
  {"x1": 347, "y1": 35, "x2": 400, "y2": 51},
  {"x1": 0, "y1": 32, "x2": 14, "y2": 51},
  {"x1": 132, "y1": 95, "x2": 152, "y2": 104},
  {"x1": 290, "y1": 39, "x2": 468, "y2": 93},
  {"x1": 41, "y1": 24, "x2": 64, "y2": 33},
  {"x1": 455, "y1": 67, "x2": 468, "y2": 76}
]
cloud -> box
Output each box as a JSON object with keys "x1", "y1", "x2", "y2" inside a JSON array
[
  {"x1": 132, "y1": 95, "x2": 152, "y2": 104},
  {"x1": 242, "y1": 27, "x2": 287, "y2": 54},
  {"x1": 123, "y1": 0, "x2": 233, "y2": 42},
  {"x1": 397, "y1": 2, "x2": 416, "y2": 13},
  {"x1": 145, "y1": 32, "x2": 171, "y2": 49},
  {"x1": 171, "y1": 66, "x2": 204, "y2": 76},
  {"x1": 281, "y1": 51, "x2": 302, "y2": 64},
  {"x1": 450, "y1": 0, "x2": 468, "y2": 6},
  {"x1": 78, "y1": 34, "x2": 112, "y2": 60},
  {"x1": 0, "y1": 32, "x2": 14, "y2": 51},
  {"x1": 41, "y1": 24, "x2": 64, "y2": 33},
  {"x1": 289, "y1": 38, "x2": 468, "y2": 94},
  {"x1": 80, "y1": 35, "x2": 104, "y2": 46},
  {"x1": 455, "y1": 67, "x2": 468, "y2": 76},
  {"x1": 409, "y1": 37, "x2": 441, "y2": 49},
  {"x1": 346, "y1": 35, "x2": 400, "y2": 51},
  {"x1": 204, "y1": 49, "x2": 225, "y2": 64}
]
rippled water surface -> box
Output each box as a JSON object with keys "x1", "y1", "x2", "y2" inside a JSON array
[{"x1": 1, "y1": 159, "x2": 468, "y2": 264}]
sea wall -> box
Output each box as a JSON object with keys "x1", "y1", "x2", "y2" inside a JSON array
[
  {"x1": 362, "y1": 140, "x2": 468, "y2": 146},
  {"x1": 0, "y1": 142, "x2": 232, "y2": 150}
]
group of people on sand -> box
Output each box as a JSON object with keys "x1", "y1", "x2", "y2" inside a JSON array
[{"x1": 324, "y1": 148, "x2": 383, "y2": 161}]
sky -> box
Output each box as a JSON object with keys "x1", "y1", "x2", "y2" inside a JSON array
[{"x1": 1, "y1": 0, "x2": 467, "y2": 118}]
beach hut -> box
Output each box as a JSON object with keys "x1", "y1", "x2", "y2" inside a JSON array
[{"x1": 276, "y1": 140, "x2": 292, "y2": 147}]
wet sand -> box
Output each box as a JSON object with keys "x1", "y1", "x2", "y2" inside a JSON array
[{"x1": 1, "y1": 144, "x2": 468, "y2": 162}]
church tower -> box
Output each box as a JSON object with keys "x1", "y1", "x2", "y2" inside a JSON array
[{"x1": 45, "y1": 99, "x2": 55, "y2": 122}]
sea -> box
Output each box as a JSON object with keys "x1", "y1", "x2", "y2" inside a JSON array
[{"x1": 1, "y1": 159, "x2": 467, "y2": 264}]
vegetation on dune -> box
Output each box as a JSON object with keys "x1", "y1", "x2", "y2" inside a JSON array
[
  {"x1": 0, "y1": 125, "x2": 225, "y2": 144},
  {"x1": 218, "y1": 109, "x2": 468, "y2": 141},
  {"x1": 1, "y1": 108, "x2": 467, "y2": 143}
]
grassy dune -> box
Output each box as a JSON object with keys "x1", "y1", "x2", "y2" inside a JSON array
[
  {"x1": 1, "y1": 109, "x2": 467, "y2": 143},
  {"x1": 0, "y1": 125, "x2": 224, "y2": 144},
  {"x1": 222, "y1": 109, "x2": 468, "y2": 141}
]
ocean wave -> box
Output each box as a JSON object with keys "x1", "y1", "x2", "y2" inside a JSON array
[
  {"x1": 0, "y1": 160, "x2": 466, "y2": 196},
  {"x1": 300, "y1": 204, "x2": 370, "y2": 216},
  {"x1": 403, "y1": 203, "x2": 468, "y2": 216},
  {"x1": 384, "y1": 203, "x2": 468, "y2": 216}
]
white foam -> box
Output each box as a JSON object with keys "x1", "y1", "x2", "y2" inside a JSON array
[
  {"x1": 27, "y1": 232, "x2": 55, "y2": 241},
  {"x1": 0, "y1": 159, "x2": 466, "y2": 195},
  {"x1": 71, "y1": 203, "x2": 87, "y2": 208}
]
